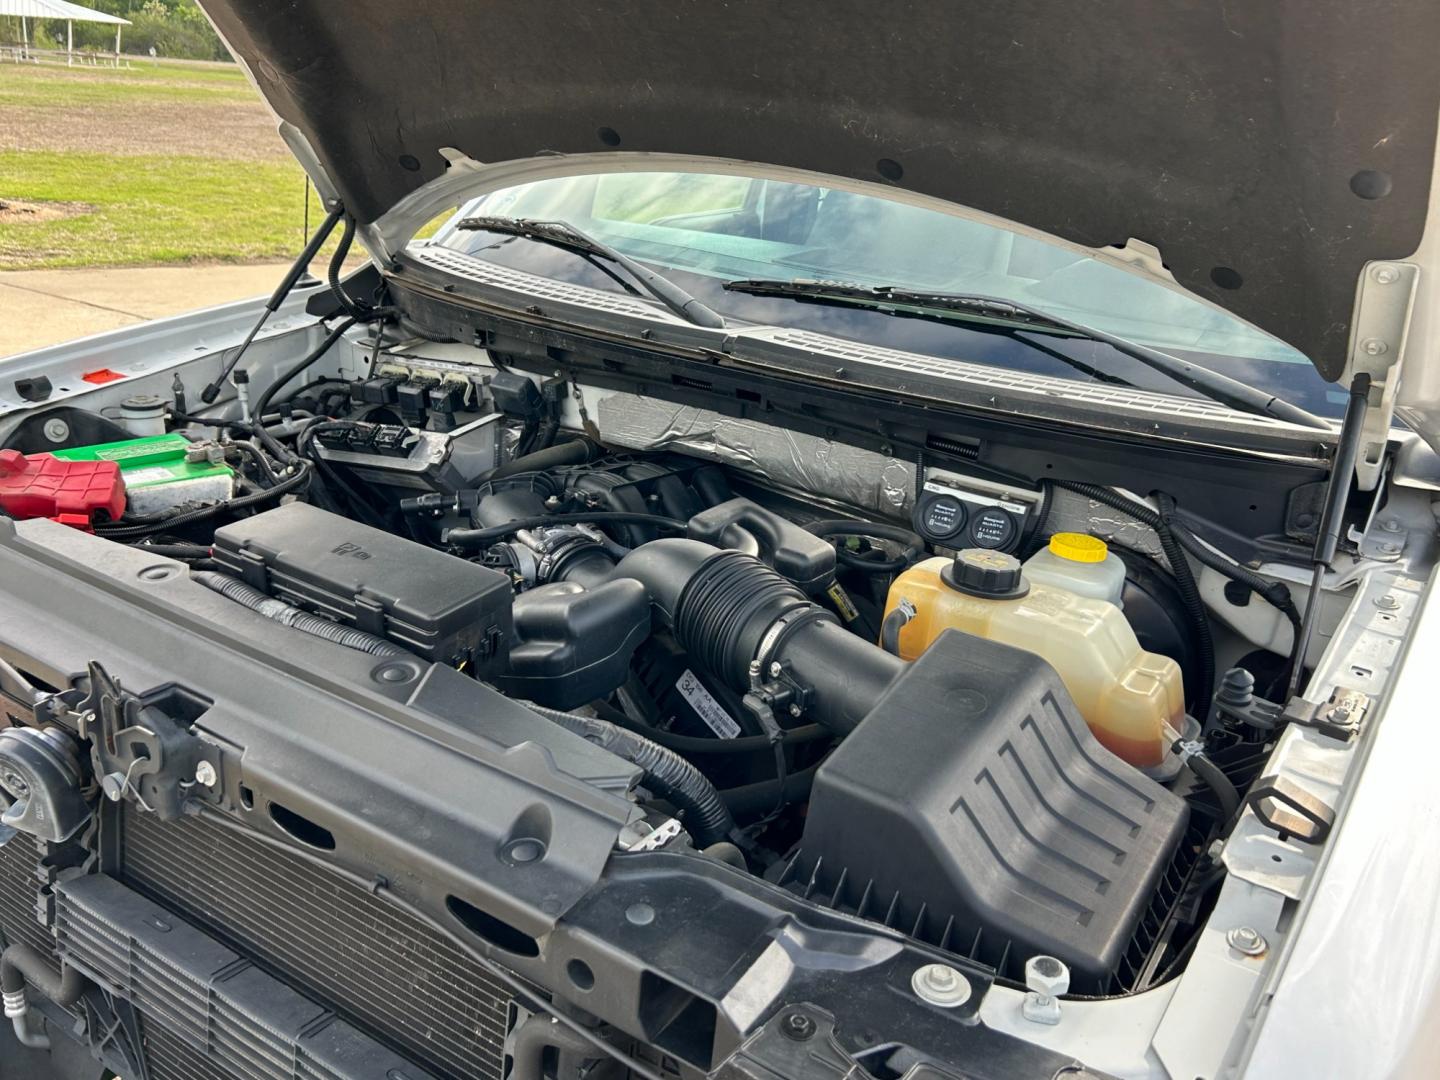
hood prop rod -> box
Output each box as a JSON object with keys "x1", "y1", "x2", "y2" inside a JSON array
[
  {"x1": 1287, "y1": 372, "x2": 1371, "y2": 698},
  {"x1": 199, "y1": 205, "x2": 345, "y2": 404}
]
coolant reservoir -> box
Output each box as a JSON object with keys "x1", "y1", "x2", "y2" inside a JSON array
[
  {"x1": 885, "y1": 550, "x2": 1183, "y2": 769},
  {"x1": 1023, "y1": 532, "x2": 1126, "y2": 607}
]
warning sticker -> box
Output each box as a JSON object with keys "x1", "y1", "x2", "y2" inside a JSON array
[
  {"x1": 120, "y1": 466, "x2": 176, "y2": 486},
  {"x1": 675, "y1": 668, "x2": 741, "y2": 739},
  {"x1": 826, "y1": 582, "x2": 860, "y2": 622}
]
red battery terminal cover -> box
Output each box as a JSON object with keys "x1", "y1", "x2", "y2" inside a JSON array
[{"x1": 0, "y1": 449, "x2": 127, "y2": 531}]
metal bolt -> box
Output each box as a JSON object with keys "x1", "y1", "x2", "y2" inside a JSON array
[
  {"x1": 1373, "y1": 265, "x2": 1400, "y2": 284},
  {"x1": 41, "y1": 418, "x2": 70, "y2": 443},
  {"x1": 911, "y1": 963, "x2": 971, "y2": 1008},
  {"x1": 1021, "y1": 955, "x2": 1069, "y2": 1024},
  {"x1": 780, "y1": 1012, "x2": 816, "y2": 1041},
  {"x1": 100, "y1": 772, "x2": 126, "y2": 802},
  {"x1": 789, "y1": 704, "x2": 803, "y2": 718},
  {"x1": 1361, "y1": 338, "x2": 1389, "y2": 357},
  {"x1": 194, "y1": 761, "x2": 217, "y2": 788},
  {"x1": 624, "y1": 903, "x2": 655, "y2": 926},
  {"x1": 1226, "y1": 926, "x2": 1268, "y2": 956},
  {"x1": 768, "y1": 661, "x2": 783, "y2": 679},
  {"x1": 1374, "y1": 594, "x2": 1400, "y2": 611},
  {"x1": 1380, "y1": 542, "x2": 1401, "y2": 555},
  {"x1": 1381, "y1": 517, "x2": 1402, "y2": 532}
]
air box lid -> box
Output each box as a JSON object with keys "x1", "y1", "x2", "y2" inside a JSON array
[{"x1": 796, "y1": 629, "x2": 1188, "y2": 983}]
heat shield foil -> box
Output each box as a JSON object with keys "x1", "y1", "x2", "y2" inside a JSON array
[{"x1": 596, "y1": 391, "x2": 916, "y2": 515}]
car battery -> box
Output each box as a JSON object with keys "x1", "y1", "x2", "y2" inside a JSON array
[
  {"x1": 212, "y1": 502, "x2": 512, "y2": 671},
  {"x1": 52, "y1": 433, "x2": 234, "y2": 515},
  {"x1": 0, "y1": 449, "x2": 126, "y2": 530}
]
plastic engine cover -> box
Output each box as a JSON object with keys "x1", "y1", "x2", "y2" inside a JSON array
[{"x1": 795, "y1": 629, "x2": 1188, "y2": 983}]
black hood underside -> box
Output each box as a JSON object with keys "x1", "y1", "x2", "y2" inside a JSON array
[{"x1": 199, "y1": 0, "x2": 1440, "y2": 381}]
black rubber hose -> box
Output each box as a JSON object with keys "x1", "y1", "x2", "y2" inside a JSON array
[
  {"x1": 534, "y1": 416, "x2": 560, "y2": 453},
  {"x1": 525, "y1": 704, "x2": 737, "y2": 847},
  {"x1": 1022, "y1": 479, "x2": 1058, "y2": 558},
  {"x1": 803, "y1": 519, "x2": 925, "y2": 574},
  {"x1": 192, "y1": 571, "x2": 406, "y2": 656},
  {"x1": 445, "y1": 512, "x2": 687, "y2": 549},
  {"x1": 507, "y1": 1008, "x2": 598, "y2": 1080},
  {"x1": 328, "y1": 215, "x2": 370, "y2": 319},
  {"x1": 513, "y1": 419, "x2": 540, "y2": 458},
  {"x1": 879, "y1": 602, "x2": 914, "y2": 656},
  {"x1": 1, "y1": 943, "x2": 86, "y2": 1007},
  {"x1": 252, "y1": 316, "x2": 359, "y2": 423},
  {"x1": 479, "y1": 438, "x2": 594, "y2": 483},
  {"x1": 1183, "y1": 747, "x2": 1241, "y2": 822},
  {"x1": 720, "y1": 763, "x2": 822, "y2": 819},
  {"x1": 1153, "y1": 493, "x2": 1215, "y2": 721},
  {"x1": 617, "y1": 540, "x2": 903, "y2": 735},
  {"x1": 1056, "y1": 480, "x2": 1302, "y2": 635}
]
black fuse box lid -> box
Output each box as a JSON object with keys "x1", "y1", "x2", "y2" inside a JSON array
[{"x1": 212, "y1": 502, "x2": 511, "y2": 670}]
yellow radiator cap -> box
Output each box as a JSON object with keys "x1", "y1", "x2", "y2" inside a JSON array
[{"x1": 1048, "y1": 532, "x2": 1109, "y2": 563}]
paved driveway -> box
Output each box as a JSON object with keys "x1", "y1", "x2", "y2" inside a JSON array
[{"x1": 0, "y1": 263, "x2": 290, "y2": 357}]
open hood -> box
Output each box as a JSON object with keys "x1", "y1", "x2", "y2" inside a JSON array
[{"x1": 198, "y1": 0, "x2": 1440, "y2": 383}]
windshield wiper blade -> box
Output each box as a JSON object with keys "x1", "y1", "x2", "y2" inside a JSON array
[
  {"x1": 723, "y1": 279, "x2": 1329, "y2": 429},
  {"x1": 457, "y1": 216, "x2": 725, "y2": 329}
]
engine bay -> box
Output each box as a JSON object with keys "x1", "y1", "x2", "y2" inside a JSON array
[{"x1": 0, "y1": 299, "x2": 1432, "y2": 1079}]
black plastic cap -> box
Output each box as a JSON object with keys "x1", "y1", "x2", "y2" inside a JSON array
[
  {"x1": 13, "y1": 377, "x2": 53, "y2": 403},
  {"x1": 941, "y1": 548, "x2": 1028, "y2": 599}
]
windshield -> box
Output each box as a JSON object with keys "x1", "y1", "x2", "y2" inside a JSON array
[{"x1": 429, "y1": 171, "x2": 1344, "y2": 418}]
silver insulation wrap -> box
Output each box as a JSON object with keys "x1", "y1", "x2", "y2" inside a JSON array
[
  {"x1": 595, "y1": 392, "x2": 916, "y2": 516},
  {"x1": 1044, "y1": 487, "x2": 1166, "y2": 559}
]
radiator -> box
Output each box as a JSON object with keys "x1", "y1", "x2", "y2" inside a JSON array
[
  {"x1": 0, "y1": 812, "x2": 515, "y2": 1080},
  {"x1": 119, "y1": 809, "x2": 513, "y2": 1080},
  {"x1": 55, "y1": 873, "x2": 440, "y2": 1080},
  {"x1": 0, "y1": 831, "x2": 52, "y2": 960}
]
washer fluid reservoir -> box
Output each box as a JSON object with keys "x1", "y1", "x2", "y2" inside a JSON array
[
  {"x1": 884, "y1": 549, "x2": 1183, "y2": 770},
  {"x1": 1023, "y1": 532, "x2": 1126, "y2": 607}
]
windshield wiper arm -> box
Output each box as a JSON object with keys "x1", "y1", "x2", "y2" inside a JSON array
[
  {"x1": 457, "y1": 216, "x2": 725, "y2": 329},
  {"x1": 723, "y1": 279, "x2": 1329, "y2": 429}
]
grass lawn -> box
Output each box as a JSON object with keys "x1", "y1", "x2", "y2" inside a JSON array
[
  {"x1": 0, "y1": 59, "x2": 321, "y2": 270},
  {"x1": 0, "y1": 59, "x2": 258, "y2": 108},
  {"x1": 0, "y1": 150, "x2": 315, "y2": 269}
]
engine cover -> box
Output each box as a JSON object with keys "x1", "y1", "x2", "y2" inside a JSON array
[{"x1": 794, "y1": 630, "x2": 1188, "y2": 983}]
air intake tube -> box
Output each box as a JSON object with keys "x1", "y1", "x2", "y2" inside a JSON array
[{"x1": 615, "y1": 539, "x2": 903, "y2": 735}]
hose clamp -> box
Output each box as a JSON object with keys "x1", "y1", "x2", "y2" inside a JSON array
[
  {"x1": 3, "y1": 988, "x2": 27, "y2": 1018},
  {"x1": 753, "y1": 605, "x2": 836, "y2": 674}
]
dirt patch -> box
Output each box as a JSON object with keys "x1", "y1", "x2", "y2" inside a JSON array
[
  {"x1": 0, "y1": 98, "x2": 289, "y2": 161},
  {"x1": 0, "y1": 197, "x2": 92, "y2": 223}
]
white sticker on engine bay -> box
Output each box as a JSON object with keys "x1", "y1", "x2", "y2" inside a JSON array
[{"x1": 675, "y1": 669, "x2": 741, "y2": 739}]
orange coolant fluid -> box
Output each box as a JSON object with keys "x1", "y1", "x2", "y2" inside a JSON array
[{"x1": 883, "y1": 550, "x2": 1184, "y2": 769}]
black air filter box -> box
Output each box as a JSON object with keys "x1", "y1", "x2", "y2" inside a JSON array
[
  {"x1": 795, "y1": 630, "x2": 1188, "y2": 982},
  {"x1": 213, "y1": 502, "x2": 511, "y2": 671}
]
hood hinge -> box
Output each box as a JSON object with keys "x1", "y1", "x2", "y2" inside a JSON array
[{"x1": 1343, "y1": 261, "x2": 1418, "y2": 491}]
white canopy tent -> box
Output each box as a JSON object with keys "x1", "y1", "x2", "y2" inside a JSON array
[{"x1": 0, "y1": 0, "x2": 130, "y2": 66}]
